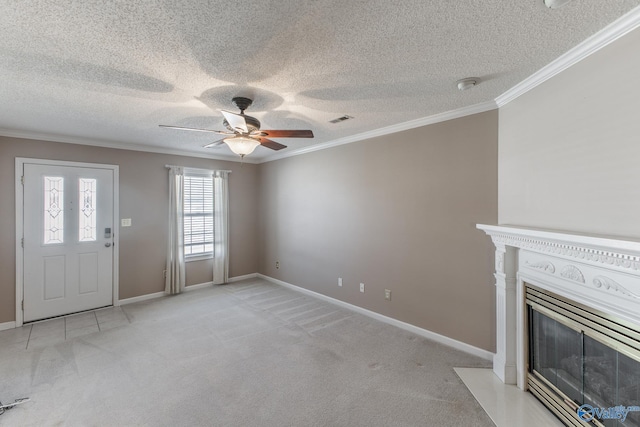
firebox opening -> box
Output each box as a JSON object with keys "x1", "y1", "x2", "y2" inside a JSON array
[{"x1": 526, "y1": 284, "x2": 640, "y2": 427}]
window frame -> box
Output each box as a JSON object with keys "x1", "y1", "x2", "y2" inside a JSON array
[{"x1": 183, "y1": 171, "x2": 214, "y2": 262}]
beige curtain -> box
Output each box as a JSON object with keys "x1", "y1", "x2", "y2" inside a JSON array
[
  {"x1": 165, "y1": 166, "x2": 186, "y2": 294},
  {"x1": 212, "y1": 170, "x2": 229, "y2": 284}
]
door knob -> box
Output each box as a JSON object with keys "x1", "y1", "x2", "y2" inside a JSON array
[{"x1": 105, "y1": 243, "x2": 112, "y2": 247}]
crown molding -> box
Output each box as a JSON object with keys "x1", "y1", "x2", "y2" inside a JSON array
[
  {"x1": 0, "y1": 128, "x2": 256, "y2": 164},
  {"x1": 258, "y1": 7, "x2": 640, "y2": 164},
  {"x1": 0, "y1": 98, "x2": 496, "y2": 165},
  {"x1": 260, "y1": 100, "x2": 498, "y2": 163},
  {"x1": 0, "y1": 100, "x2": 498, "y2": 165},
  {"x1": 3, "y1": 7, "x2": 638, "y2": 165},
  {"x1": 496, "y1": 5, "x2": 640, "y2": 107}
]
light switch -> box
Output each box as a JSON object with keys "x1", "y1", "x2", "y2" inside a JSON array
[{"x1": 121, "y1": 218, "x2": 132, "y2": 227}]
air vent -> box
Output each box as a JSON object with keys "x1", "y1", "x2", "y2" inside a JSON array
[{"x1": 329, "y1": 115, "x2": 353, "y2": 124}]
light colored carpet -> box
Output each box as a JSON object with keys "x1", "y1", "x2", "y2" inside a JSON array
[{"x1": 0, "y1": 278, "x2": 494, "y2": 426}]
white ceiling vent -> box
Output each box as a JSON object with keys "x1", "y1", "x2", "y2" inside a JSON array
[
  {"x1": 544, "y1": 0, "x2": 573, "y2": 8},
  {"x1": 329, "y1": 115, "x2": 354, "y2": 124}
]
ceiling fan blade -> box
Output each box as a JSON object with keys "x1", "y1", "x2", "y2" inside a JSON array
[
  {"x1": 255, "y1": 130, "x2": 314, "y2": 138},
  {"x1": 258, "y1": 138, "x2": 287, "y2": 151},
  {"x1": 221, "y1": 110, "x2": 248, "y2": 133},
  {"x1": 159, "y1": 125, "x2": 233, "y2": 135},
  {"x1": 203, "y1": 139, "x2": 226, "y2": 148}
]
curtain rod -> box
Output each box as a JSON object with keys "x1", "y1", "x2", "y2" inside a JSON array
[{"x1": 165, "y1": 165, "x2": 232, "y2": 173}]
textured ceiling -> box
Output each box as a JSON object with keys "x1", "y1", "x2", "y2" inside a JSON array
[{"x1": 1, "y1": 1, "x2": 639, "y2": 162}]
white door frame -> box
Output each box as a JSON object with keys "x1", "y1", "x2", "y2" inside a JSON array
[{"x1": 15, "y1": 157, "x2": 120, "y2": 327}]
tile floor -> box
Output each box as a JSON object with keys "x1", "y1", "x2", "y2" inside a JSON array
[
  {"x1": 8, "y1": 306, "x2": 130, "y2": 350},
  {"x1": 455, "y1": 367, "x2": 564, "y2": 427}
]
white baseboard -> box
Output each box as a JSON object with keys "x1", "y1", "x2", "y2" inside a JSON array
[
  {"x1": 6, "y1": 271, "x2": 494, "y2": 361},
  {"x1": 227, "y1": 273, "x2": 258, "y2": 283},
  {"x1": 0, "y1": 321, "x2": 16, "y2": 331},
  {"x1": 185, "y1": 274, "x2": 259, "y2": 290},
  {"x1": 257, "y1": 274, "x2": 494, "y2": 362},
  {"x1": 118, "y1": 274, "x2": 258, "y2": 305},
  {"x1": 185, "y1": 281, "x2": 213, "y2": 291},
  {"x1": 119, "y1": 291, "x2": 165, "y2": 305}
]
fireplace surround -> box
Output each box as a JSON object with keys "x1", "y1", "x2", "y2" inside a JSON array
[{"x1": 477, "y1": 225, "x2": 640, "y2": 426}]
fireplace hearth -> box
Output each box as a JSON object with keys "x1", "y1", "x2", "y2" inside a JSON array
[{"x1": 477, "y1": 225, "x2": 640, "y2": 427}]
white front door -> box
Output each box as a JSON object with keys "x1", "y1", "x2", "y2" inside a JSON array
[{"x1": 22, "y1": 163, "x2": 115, "y2": 322}]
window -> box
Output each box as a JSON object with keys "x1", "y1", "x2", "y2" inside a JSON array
[
  {"x1": 43, "y1": 176, "x2": 64, "y2": 244},
  {"x1": 78, "y1": 178, "x2": 97, "y2": 242},
  {"x1": 183, "y1": 174, "x2": 214, "y2": 257}
]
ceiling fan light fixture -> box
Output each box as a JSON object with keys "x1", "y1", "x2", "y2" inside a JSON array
[
  {"x1": 223, "y1": 135, "x2": 260, "y2": 158},
  {"x1": 160, "y1": 97, "x2": 314, "y2": 159}
]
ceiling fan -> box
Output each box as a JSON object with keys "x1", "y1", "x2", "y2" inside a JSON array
[{"x1": 160, "y1": 97, "x2": 314, "y2": 158}]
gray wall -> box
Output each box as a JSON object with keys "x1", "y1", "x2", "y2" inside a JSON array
[
  {"x1": 258, "y1": 111, "x2": 499, "y2": 352},
  {"x1": 0, "y1": 137, "x2": 259, "y2": 323},
  {"x1": 499, "y1": 27, "x2": 640, "y2": 237}
]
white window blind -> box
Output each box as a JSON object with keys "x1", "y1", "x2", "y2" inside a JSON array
[{"x1": 183, "y1": 174, "x2": 214, "y2": 257}]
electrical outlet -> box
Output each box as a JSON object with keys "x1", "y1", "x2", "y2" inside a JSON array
[
  {"x1": 338, "y1": 277, "x2": 343, "y2": 287},
  {"x1": 121, "y1": 218, "x2": 132, "y2": 227},
  {"x1": 385, "y1": 289, "x2": 391, "y2": 301},
  {"x1": 360, "y1": 283, "x2": 365, "y2": 293},
  {"x1": 276, "y1": 261, "x2": 280, "y2": 269}
]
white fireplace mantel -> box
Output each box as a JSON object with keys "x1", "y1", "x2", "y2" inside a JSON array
[{"x1": 477, "y1": 224, "x2": 640, "y2": 389}]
